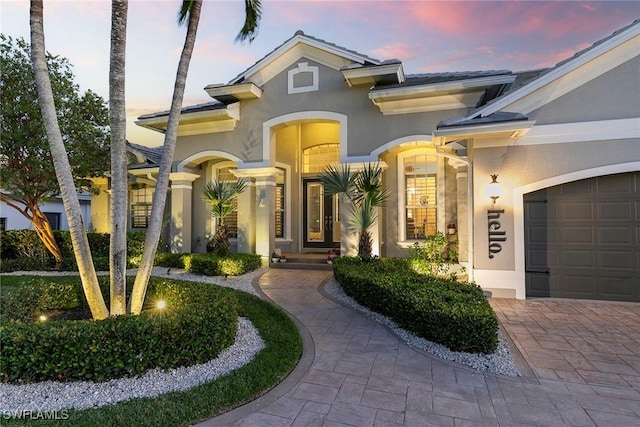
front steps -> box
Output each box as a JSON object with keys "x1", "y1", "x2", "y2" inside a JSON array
[{"x1": 269, "y1": 253, "x2": 333, "y2": 271}]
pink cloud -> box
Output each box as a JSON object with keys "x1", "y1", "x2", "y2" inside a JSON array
[{"x1": 370, "y1": 43, "x2": 417, "y2": 61}]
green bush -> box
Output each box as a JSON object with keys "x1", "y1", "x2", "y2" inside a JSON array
[
  {"x1": 0, "y1": 230, "x2": 151, "y2": 272},
  {"x1": 0, "y1": 278, "x2": 238, "y2": 383},
  {"x1": 332, "y1": 257, "x2": 498, "y2": 354},
  {"x1": 185, "y1": 253, "x2": 261, "y2": 276},
  {"x1": 1, "y1": 279, "x2": 82, "y2": 321},
  {"x1": 153, "y1": 252, "x2": 186, "y2": 268}
]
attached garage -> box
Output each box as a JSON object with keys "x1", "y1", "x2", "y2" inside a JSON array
[{"x1": 524, "y1": 172, "x2": 640, "y2": 301}]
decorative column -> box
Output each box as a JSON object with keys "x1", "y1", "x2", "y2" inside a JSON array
[
  {"x1": 454, "y1": 165, "x2": 469, "y2": 263},
  {"x1": 169, "y1": 172, "x2": 200, "y2": 253},
  {"x1": 236, "y1": 181, "x2": 256, "y2": 254},
  {"x1": 232, "y1": 167, "x2": 281, "y2": 264}
]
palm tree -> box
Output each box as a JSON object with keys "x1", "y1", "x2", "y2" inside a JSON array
[
  {"x1": 109, "y1": 0, "x2": 129, "y2": 316},
  {"x1": 129, "y1": 0, "x2": 263, "y2": 315},
  {"x1": 319, "y1": 163, "x2": 389, "y2": 260},
  {"x1": 29, "y1": 0, "x2": 109, "y2": 319},
  {"x1": 202, "y1": 179, "x2": 248, "y2": 255}
]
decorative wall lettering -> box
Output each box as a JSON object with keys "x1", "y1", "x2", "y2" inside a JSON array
[{"x1": 488, "y1": 209, "x2": 506, "y2": 259}]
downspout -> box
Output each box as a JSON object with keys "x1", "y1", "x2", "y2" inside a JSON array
[{"x1": 434, "y1": 138, "x2": 474, "y2": 282}]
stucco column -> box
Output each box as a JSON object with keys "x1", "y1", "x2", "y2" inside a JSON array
[
  {"x1": 456, "y1": 167, "x2": 469, "y2": 263},
  {"x1": 169, "y1": 172, "x2": 200, "y2": 253},
  {"x1": 233, "y1": 167, "x2": 281, "y2": 264},
  {"x1": 236, "y1": 182, "x2": 256, "y2": 254}
]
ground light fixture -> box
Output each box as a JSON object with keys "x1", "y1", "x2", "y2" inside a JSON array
[
  {"x1": 486, "y1": 174, "x2": 504, "y2": 205},
  {"x1": 156, "y1": 300, "x2": 167, "y2": 310}
]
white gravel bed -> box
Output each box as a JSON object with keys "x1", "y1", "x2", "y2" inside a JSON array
[
  {"x1": 0, "y1": 317, "x2": 265, "y2": 412},
  {"x1": 324, "y1": 278, "x2": 521, "y2": 377}
]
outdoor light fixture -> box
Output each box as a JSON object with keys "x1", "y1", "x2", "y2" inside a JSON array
[
  {"x1": 156, "y1": 300, "x2": 166, "y2": 310},
  {"x1": 486, "y1": 174, "x2": 504, "y2": 204},
  {"x1": 38, "y1": 315, "x2": 47, "y2": 322}
]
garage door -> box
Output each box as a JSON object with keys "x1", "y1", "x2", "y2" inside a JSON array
[{"x1": 524, "y1": 172, "x2": 640, "y2": 301}]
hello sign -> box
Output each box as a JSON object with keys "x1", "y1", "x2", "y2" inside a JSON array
[{"x1": 488, "y1": 209, "x2": 506, "y2": 259}]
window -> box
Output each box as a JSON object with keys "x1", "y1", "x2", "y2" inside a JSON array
[
  {"x1": 0, "y1": 217, "x2": 6, "y2": 231},
  {"x1": 404, "y1": 154, "x2": 438, "y2": 239},
  {"x1": 44, "y1": 212, "x2": 61, "y2": 230},
  {"x1": 217, "y1": 167, "x2": 238, "y2": 238},
  {"x1": 275, "y1": 171, "x2": 285, "y2": 239},
  {"x1": 303, "y1": 144, "x2": 339, "y2": 173},
  {"x1": 131, "y1": 184, "x2": 153, "y2": 229}
]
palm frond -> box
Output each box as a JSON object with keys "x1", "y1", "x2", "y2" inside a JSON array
[
  {"x1": 177, "y1": 0, "x2": 196, "y2": 26},
  {"x1": 319, "y1": 164, "x2": 355, "y2": 199},
  {"x1": 202, "y1": 178, "x2": 247, "y2": 219},
  {"x1": 235, "y1": 0, "x2": 262, "y2": 43}
]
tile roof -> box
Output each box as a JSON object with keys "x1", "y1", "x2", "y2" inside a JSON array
[
  {"x1": 372, "y1": 69, "x2": 513, "y2": 90},
  {"x1": 137, "y1": 101, "x2": 225, "y2": 121},
  {"x1": 127, "y1": 141, "x2": 162, "y2": 167},
  {"x1": 230, "y1": 30, "x2": 382, "y2": 84}
]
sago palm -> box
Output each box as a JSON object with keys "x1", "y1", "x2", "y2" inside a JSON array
[{"x1": 203, "y1": 178, "x2": 247, "y2": 255}]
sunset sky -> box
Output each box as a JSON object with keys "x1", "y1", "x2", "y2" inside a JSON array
[{"x1": 2, "y1": 0, "x2": 639, "y2": 146}]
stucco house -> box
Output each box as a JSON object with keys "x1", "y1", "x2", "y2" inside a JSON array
[{"x1": 93, "y1": 20, "x2": 640, "y2": 302}]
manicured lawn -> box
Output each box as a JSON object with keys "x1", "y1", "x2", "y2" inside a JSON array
[{"x1": 1, "y1": 276, "x2": 302, "y2": 427}]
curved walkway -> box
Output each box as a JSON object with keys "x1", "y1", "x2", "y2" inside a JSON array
[{"x1": 202, "y1": 269, "x2": 640, "y2": 427}]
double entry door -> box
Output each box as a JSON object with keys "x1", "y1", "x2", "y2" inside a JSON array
[{"x1": 302, "y1": 179, "x2": 340, "y2": 249}]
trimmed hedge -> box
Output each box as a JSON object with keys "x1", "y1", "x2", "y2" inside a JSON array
[
  {"x1": 332, "y1": 257, "x2": 498, "y2": 354},
  {"x1": 0, "y1": 278, "x2": 238, "y2": 383},
  {"x1": 184, "y1": 253, "x2": 262, "y2": 276},
  {"x1": 0, "y1": 230, "x2": 149, "y2": 272}
]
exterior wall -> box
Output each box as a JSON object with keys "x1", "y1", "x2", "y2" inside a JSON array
[
  {"x1": 529, "y1": 57, "x2": 640, "y2": 124},
  {"x1": 472, "y1": 137, "x2": 640, "y2": 297}
]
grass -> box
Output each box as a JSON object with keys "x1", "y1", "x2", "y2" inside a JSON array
[{"x1": 1, "y1": 276, "x2": 303, "y2": 427}]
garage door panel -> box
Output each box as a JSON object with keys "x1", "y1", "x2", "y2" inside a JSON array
[
  {"x1": 597, "y1": 173, "x2": 633, "y2": 193},
  {"x1": 598, "y1": 226, "x2": 633, "y2": 245},
  {"x1": 528, "y1": 226, "x2": 557, "y2": 243},
  {"x1": 525, "y1": 171, "x2": 639, "y2": 302},
  {"x1": 561, "y1": 274, "x2": 596, "y2": 297},
  {"x1": 526, "y1": 272, "x2": 554, "y2": 297},
  {"x1": 598, "y1": 201, "x2": 633, "y2": 220},
  {"x1": 598, "y1": 251, "x2": 634, "y2": 269},
  {"x1": 561, "y1": 227, "x2": 594, "y2": 244},
  {"x1": 599, "y1": 276, "x2": 637, "y2": 300},
  {"x1": 526, "y1": 202, "x2": 553, "y2": 221},
  {"x1": 559, "y1": 202, "x2": 593, "y2": 220},
  {"x1": 561, "y1": 250, "x2": 594, "y2": 268},
  {"x1": 561, "y1": 179, "x2": 593, "y2": 195},
  {"x1": 527, "y1": 249, "x2": 558, "y2": 269}
]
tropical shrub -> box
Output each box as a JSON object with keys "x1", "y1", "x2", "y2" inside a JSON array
[
  {"x1": 185, "y1": 253, "x2": 261, "y2": 276},
  {"x1": 0, "y1": 278, "x2": 238, "y2": 383},
  {"x1": 332, "y1": 257, "x2": 498, "y2": 354}
]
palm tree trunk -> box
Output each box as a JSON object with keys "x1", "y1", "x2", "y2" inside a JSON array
[
  {"x1": 30, "y1": 0, "x2": 108, "y2": 320},
  {"x1": 109, "y1": 0, "x2": 128, "y2": 316},
  {"x1": 0, "y1": 193, "x2": 63, "y2": 264},
  {"x1": 31, "y1": 205, "x2": 63, "y2": 266},
  {"x1": 130, "y1": 0, "x2": 202, "y2": 315}
]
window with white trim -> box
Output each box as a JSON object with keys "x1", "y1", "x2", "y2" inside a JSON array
[
  {"x1": 303, "y1": 144, "x2": 339, "y2": 173},
  {"x1": 403, "y1": 154, "x2": 438, "y2": 240},
  {"x1": 217, "y1": 167, "x2": 239, "y2": 238},
  {"x1": 275, "y1": 170, "x2": 285, "y2": 239},
  {"x1": 130, "y1": 184, "x2": 153, "y2": 229}
]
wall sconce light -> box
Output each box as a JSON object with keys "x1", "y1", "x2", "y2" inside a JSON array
[{"x1": 486, "y1": 174, "x2": 504, "y2": 204}]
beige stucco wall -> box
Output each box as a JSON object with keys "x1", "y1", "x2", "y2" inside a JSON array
[{"x1": 529, "y1": 57, "x2": 640, "y2": 124}]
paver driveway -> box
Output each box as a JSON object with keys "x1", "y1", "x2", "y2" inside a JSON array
[{"x1": 201, "y1": 270, "x2": 640, "y2": 427}]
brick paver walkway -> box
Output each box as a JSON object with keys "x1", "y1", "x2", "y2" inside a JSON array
[{"x1": 202, "y1": 269, "x2": 640, "y2": 427}]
